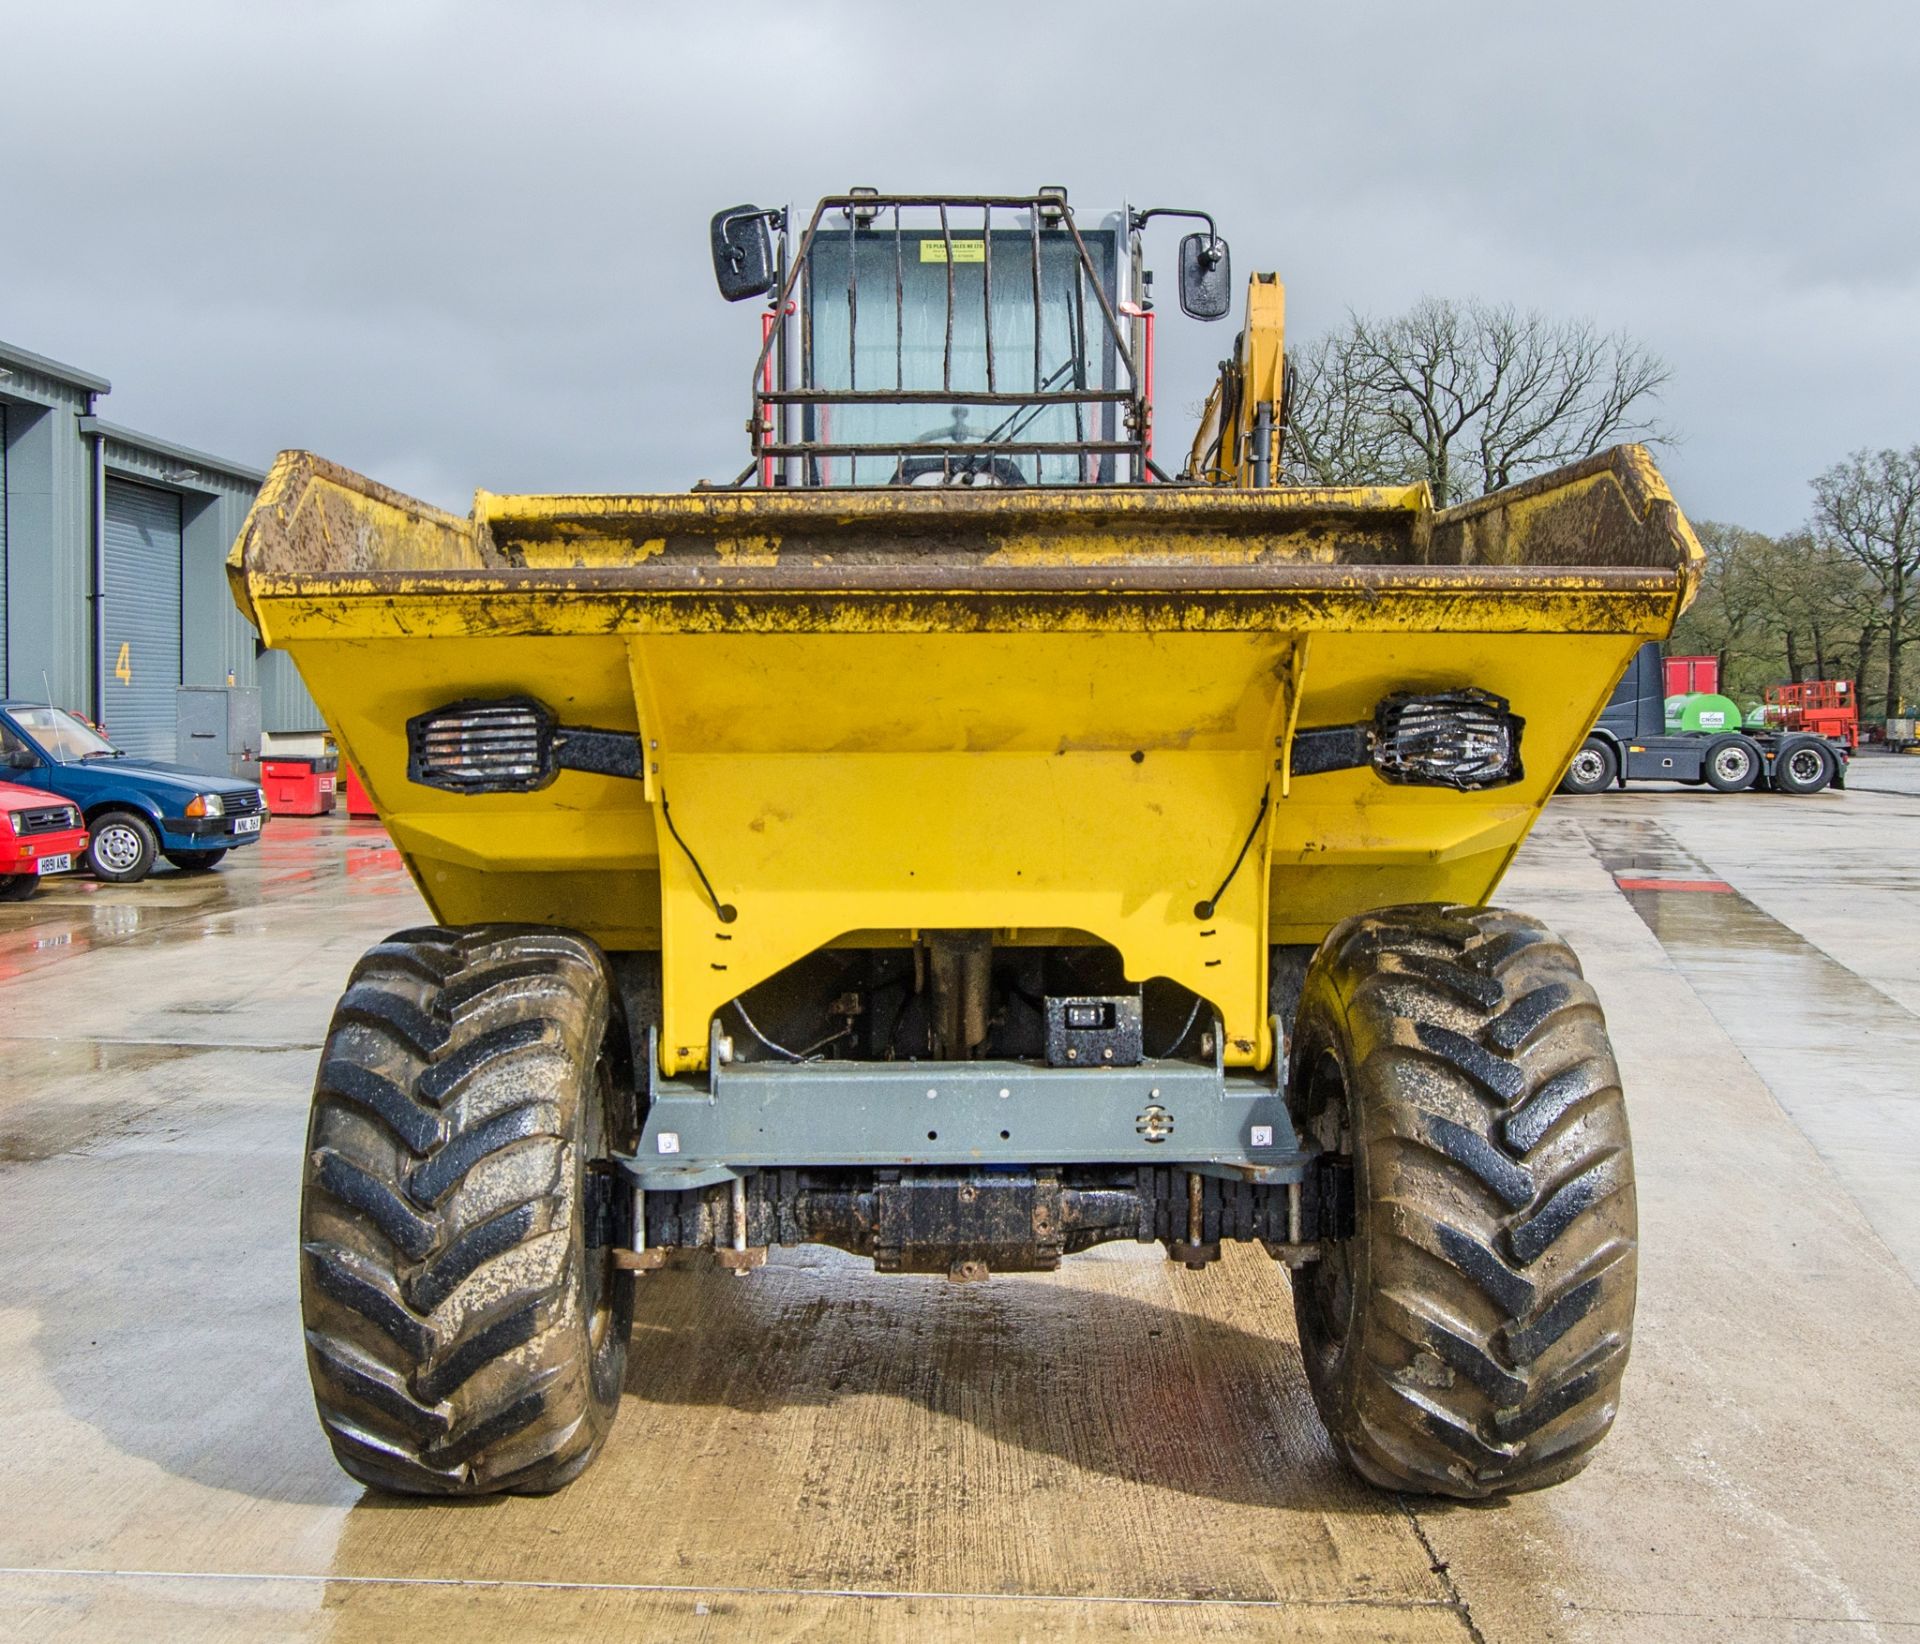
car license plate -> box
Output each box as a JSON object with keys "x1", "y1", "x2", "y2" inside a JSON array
[
  {"x1": 36, "y1": 854, "x2": 72, "y2": 876},
  {"x1": 233, "y1": 816, "x2": 262, "y2": 835}
]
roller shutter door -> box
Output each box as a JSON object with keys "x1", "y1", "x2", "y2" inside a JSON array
[{"x1": 103, "y1": 478, "x2": 183, "y2": 759}]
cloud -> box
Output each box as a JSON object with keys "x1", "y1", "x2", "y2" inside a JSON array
[{"x1": 3, "y1": 0, "x2": 1914, "y2": 529}]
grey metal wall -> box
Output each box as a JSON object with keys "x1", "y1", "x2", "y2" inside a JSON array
[
  {"x1": 0, "y1": 339, "x2": 327, "y2": 739},
  {"x1": 0, "y1": 351, "x2": 101, "y2": 710},
  {"x1": 259, "y1": 649, "x2": 325, "y2": 733},
  {"x1": 99, "y1": 430, "x2": 325, "y2": 735}
]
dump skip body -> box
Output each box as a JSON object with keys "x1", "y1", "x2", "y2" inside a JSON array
[{"x1": 232, "y1": 443, "x2": 1697, "y2": 1075}]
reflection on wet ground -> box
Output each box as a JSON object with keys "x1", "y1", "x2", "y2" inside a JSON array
[
  {"x1": 1580, "y1": 808, "x2": 1920, "y2": 1285},
  {"x1": 0, "y1": 821, "x2": 407, "y2": 990}
]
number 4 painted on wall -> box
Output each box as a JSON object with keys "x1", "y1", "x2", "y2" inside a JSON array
[{"x1": 114, "y1": 643, "x2": 132, "y2": 686}]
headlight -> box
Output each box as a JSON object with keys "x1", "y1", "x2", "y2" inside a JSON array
[
  {"x1": 3, "y1": 811, "x2": 20, "y2": 836},
  {"x1": 408, "y1": 698, "x2": 558, "y2": 794},
  {"x1": 185, "y1": 793, "x2": 225, "y2": 818},
  {"x1": 64, "y1": 808, "x2": 81, "y2": 830},
  {"x1": 407, "y1": 697, "x2": 645, "y2": 795},
  {"x1": 1371, "y1": 689, "x2": 1525, "y2": 791}
]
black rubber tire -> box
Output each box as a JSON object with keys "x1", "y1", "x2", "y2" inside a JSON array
[
  {"x1": 1557, "y1": 738, "x2": 1616, "y2": 796},
  {"x1": 164, "y1": 848, "x2": 229, "y2": 872},
  {"x1": 87, "y1": 810, "x2": 158, "y2": 883},
  {"x1": 0, "y1": 875, "x2": 38, "y2": 902},
  {"x1": 1773, "y1": 740, "x2": 1834, "y2": 795},
  {"x1": 1701, "y1": 737, "x2": 1759, "y2": 792},
  {"x1": 1287, "y1": 903, "x2": 1635, "y2": 1499},
  {"x1": 300, "y1": 923, "x2": 635, "y2": 1496}
]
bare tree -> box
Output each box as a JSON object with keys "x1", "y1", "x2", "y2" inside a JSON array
[
  {"x1": 1812, "y1": 447, "x2": 1920, "y2": 718},
  {"x1": 1752, "y1": 530, "x2": 1879, "y2": 686},
  {"x1": 1669, "y1": 524, "x2": 1881, "y2": 701},
  {"x1": 1675, "y1": 522, "x2": 1774, "y2": 685},
  {"x1": 1281, "y1": 326, "x2": 1411, "y2": 490},
  {"x1": 1283, "y1": 297, "x2": 1673, "y2": 507}
]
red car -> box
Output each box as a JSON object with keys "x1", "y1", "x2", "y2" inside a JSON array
[{"x1": 0, "y1": 780, "x2": 89, "y2": 901}]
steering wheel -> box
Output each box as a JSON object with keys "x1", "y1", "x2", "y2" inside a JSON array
[
  {"x1": 894, "y1": 454, "x2": 1029, "y2": 487},
  {"x1": 891, "y1": 407, "x2": 1029, "y2": 486}
]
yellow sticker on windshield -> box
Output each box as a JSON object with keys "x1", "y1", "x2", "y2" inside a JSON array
[{"x1": 920, "y1": 239, "x2": 986, "y2": 263}]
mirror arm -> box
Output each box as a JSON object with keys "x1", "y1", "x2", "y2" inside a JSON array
[{"x1": 1130, "y1": 206, "x2": 1223, "y2": 259}]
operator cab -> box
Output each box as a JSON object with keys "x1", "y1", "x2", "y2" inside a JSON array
[{"x1": 710, "y1": 189, "x2": 1229, "y2": 488}]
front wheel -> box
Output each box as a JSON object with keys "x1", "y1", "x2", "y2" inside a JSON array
[
  {"x1": 1557, "y1": 739, "x2": 1616, "y2": 795},
  {"x1": 1288, "y1": 904, "x2": 1636, "y2": 1498},
  {"x1": 164, "y1": 848, "x2": 229, "y2": 872},
  {"x1": 0, "y1": 875, "x2": 38, "y2": 902},
  {"x1": 88, "y1": 810, "x2": 158, "y2": 883},
  {"x1": 300, "y1": 924, "x2": 634, "y2": 1495}
]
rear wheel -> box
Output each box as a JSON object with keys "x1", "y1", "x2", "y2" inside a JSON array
[
  {"x1": 1774, "y1": 741, "x2": 1834, "y2": 795},
  {"x1": 1557, "y1": 739, "x2": 1616, "y2": 795},
  {"x1": 1288, "y1": 903, "x2": 1636, "y2": 1498},
  {"x1": 300, "y1": 924, "x2": 634, "y2": 1495},
  {"x1": 165, "y1": 848, "x2": 229, "y2": 872},
  {"x1": 1703, "y1": 737, "x2": 1759, "y2": 792},
  {"x1": 87, "y1": 810, "x2": 158, "y2": 883}
]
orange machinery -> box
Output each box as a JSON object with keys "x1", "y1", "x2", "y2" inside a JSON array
[{"x1": 1766, "y1": 679, "x2": 1858, "y2": 749}]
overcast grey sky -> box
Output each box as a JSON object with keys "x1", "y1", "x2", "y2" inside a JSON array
[{"x1": 4, "y1": 0, "x2": 1915, "y2": 531}]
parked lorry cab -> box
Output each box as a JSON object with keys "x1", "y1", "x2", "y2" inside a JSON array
[
  {"x1": 233, "y1": 190, "x2": 1703, "y2": 1503},
  {"x1": 0, "y1": 779, "x2": 88, "y2": 901},
  {"x1": 0, "y1": 703, "x2": 270, "y2": 882},
  {"x1": 1557, "y1": 643, "x2": 1847, "y2": 796}
]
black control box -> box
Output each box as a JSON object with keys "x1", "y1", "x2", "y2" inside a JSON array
[{"x1": 1043, "y1": 995, "x2": 1144, "y2": 1067}]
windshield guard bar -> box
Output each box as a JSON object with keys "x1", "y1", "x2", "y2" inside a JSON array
[{"x1": 744, "y1": 194, "x2": 1147, "y2": 488}]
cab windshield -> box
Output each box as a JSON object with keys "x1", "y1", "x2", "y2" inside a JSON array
[
  {"x1": 11, "y1": 707, "x2": 120, "y2": 763},
  {"x1": 801, "y1": 224, "x2": 1122, "y2": 485},
  {"x1": 752, "y1": 197, "x2": 1137, "y2": 489}
]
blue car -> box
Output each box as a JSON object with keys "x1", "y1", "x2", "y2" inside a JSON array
[{"x1": 0, "y1": 702, "x2": 269, "y2": 883}]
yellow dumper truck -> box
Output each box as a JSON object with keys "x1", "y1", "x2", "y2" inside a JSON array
[{"x1": 232, "y1": 192, "x2": 1699, "y2": 1501}]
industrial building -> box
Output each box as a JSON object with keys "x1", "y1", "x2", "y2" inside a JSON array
[{"x1": 0, "y1": 338, "x2": 320, "y2": 760}]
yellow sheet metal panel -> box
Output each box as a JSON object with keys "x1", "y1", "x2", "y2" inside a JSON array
[
  {"x1": 471, "y1": 478, "x2": 1425, "y2": 549},
  {"x1": 635, "y1": 630, "x2": 1289, "y2": 754},
  {"x1": 233, "y1": 444, "x2": 1697, "y2": 1076},
  {"x1": 248, "y1": 573, "x2": 1677, "y2": 645},
  {"x1": 647, "y1": 748, "x2": 1277, "y2": 1073},
  {"x1": 260, "y1": 614, "x2": 1664, "y2": 1074},
  {"x1": 1433, "y1": 443, "x2": 1704, "y2": 606}
]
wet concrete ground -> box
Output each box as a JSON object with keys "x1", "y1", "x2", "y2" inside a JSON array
[{"x1": 3, "y1": 766, "x2": 1919, "y2": 1641}]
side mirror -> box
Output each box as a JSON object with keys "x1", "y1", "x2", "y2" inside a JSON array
[
  {"x1": 4, "y1": 748, "x2": 36, "y2": 770},
  {"x1": 711, "y1": 205, "x2": 778, "y2": 303},
  {"x1": 1178, "y1": 232, "x2": 1232, "y2": 321}
]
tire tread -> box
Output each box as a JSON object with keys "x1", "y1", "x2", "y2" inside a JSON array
[
  {"x1": 299, "y1": 924, "x2": 631, "y2": 1497},
  {"x1": 1290, "y1": 903, "x2": 1636, "y2": 1499}
]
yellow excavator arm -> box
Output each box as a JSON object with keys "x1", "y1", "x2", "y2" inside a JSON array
[{"x1": 1187, "y1": 274, "x2": 1287, "y2": 486}]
